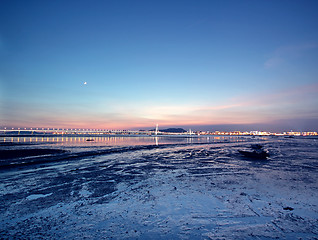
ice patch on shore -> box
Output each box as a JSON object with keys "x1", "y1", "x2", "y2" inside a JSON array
[
  {"x1": 26, "y1": 193, "x2": 53, "y2": 200},
  {"x1": 79, "y1": 185, "x2": 92, "y2": 198}
]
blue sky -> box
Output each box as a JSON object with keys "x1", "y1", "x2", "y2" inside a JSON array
[{"x1": 1, "y1": 0, "x2": 318, "y2": 131}]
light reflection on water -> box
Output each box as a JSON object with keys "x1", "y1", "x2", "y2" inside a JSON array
[{"x1": 0, "y1": 135, "x2": 248, "y2": 147}]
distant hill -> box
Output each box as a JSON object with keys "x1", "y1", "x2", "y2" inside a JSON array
[
  {"x1": 159, "y1": 128, "x2": 187, "y2": 133},
  {"x1": 139, "y1": 128, "x2": 187, "y2": 133}
]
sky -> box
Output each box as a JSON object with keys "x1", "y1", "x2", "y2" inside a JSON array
[{"x1": 1, "y1": 0, "x2": 318, "y2": 131}]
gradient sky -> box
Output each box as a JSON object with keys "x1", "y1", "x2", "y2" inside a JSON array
[{"x1": 1, "y1": 0, "x2": 318, "y2": 131}]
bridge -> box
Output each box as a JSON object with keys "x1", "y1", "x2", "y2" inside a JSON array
[
  {"x1": 0, "y1": 127, "x2": 152, "y2": 135},
  {"x1": 0, "y1": 125, "x2": 198, "y2": 136}
]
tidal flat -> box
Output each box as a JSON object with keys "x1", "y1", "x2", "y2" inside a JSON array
[{"x1": 0, "y1": 136, "x2": 317, "y2": 239}]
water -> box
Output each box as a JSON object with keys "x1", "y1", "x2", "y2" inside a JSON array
[
  {"x1": 0, "y1": 135, "x2": 248, "y2": 168},
  {"x1": 0, "y1": 134, "x2": 245, "y2": 147},
  {"x1": 1, "y1": 135, "x2": 318, "y2": 239}
]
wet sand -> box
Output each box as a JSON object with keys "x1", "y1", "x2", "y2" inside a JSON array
[{"x1": 0, "y1": 137, "x2": 317, "y2": 239}]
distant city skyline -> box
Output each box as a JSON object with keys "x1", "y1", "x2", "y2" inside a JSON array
[
  {"x1": 1, "y1": 125, "x2": 317, "y2": 135},
  {"x1": 1, "y1": 1, "x2": 318, "y2": 131}
]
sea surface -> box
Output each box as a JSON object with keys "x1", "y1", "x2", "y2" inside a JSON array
[
  {"x1": 0, "y1": 135, "x2": 247, "y2": 168},
  {"x1": 1, "y1": 135, "x2": 318, "y2": 239}
]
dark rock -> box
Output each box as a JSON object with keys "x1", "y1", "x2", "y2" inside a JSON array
[{"x1": 283, "y1": 207, "x2": 294, "y2": 211}]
